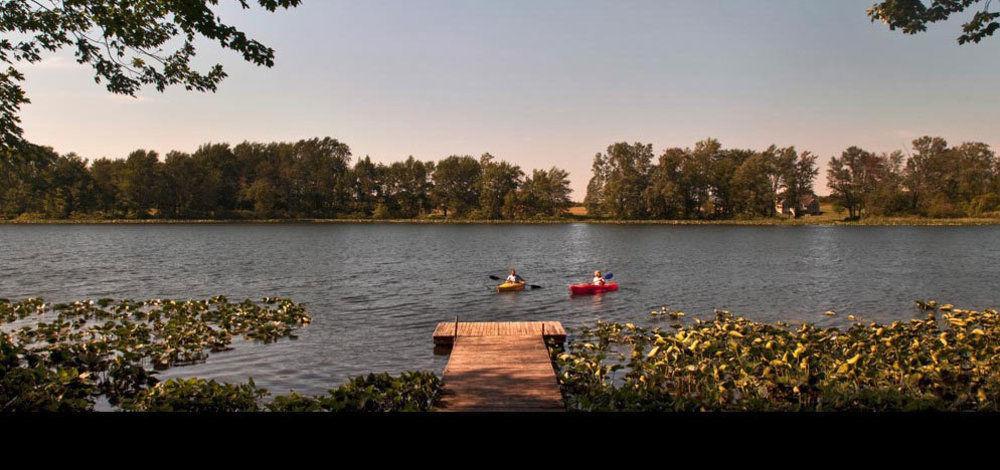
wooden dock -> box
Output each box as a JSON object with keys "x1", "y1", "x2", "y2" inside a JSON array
[{"x1": 432, "y1": 321, "x2": 567, "y2": 412}]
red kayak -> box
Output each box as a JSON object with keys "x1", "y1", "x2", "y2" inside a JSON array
[{"x1": 569, "y1": 282, "x2": 619, "y2": 295}]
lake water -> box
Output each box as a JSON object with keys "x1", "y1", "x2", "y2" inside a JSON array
[{"x1": 2, "y1": 223, "x2": 998, "y2": 395}]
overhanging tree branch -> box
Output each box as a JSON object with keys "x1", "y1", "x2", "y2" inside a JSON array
[
  {"x1": 868, "y1": 0, "x2": 1000, "y2": 43},
  {"x1": 0, "y1": 0, "x2": 301, "y2": 151}
]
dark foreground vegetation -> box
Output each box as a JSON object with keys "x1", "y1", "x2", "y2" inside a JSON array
[
  {"x1": 4, "y1": 135, "x2": 1000, "y2": 223},
  {"x1": 554, "y1": 303, "x2": 999, "y2": 411},
  {"x1": 0, "y1": 297, "x2": 439, "y2": 412},
  {"x1": 4, "y1": 296, "x2": 999, "y2": 412}
]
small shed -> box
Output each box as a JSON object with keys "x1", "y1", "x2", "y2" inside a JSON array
[{"x1": 776, "y1": 194, "x2": 822, "y2": 217}]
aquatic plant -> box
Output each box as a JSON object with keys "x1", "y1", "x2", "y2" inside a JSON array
[
  {"x1": 121, "y1": 378, "x2": 269, "y2": 412},
  {"x1": 266, "y1": 372, "x2": 442, "y2": 412},
  {"x1": 554, "y1": 303, "x2": 1000, "y2": 411},
  {"x1": 649, "y1": 306, "x2": 686, "y2": 321},
  {"x1": 122, "y1": 372, "x2": 442, "y2": 412},
  {"x1": 1, "y1": 297, "x2": 310, "y2": 410},
  {"x1": 0, "y1": 333, "x2": 97, "y2": 412},
  {"x1": 2, "y1": 297, "x2": 442, "y2": 412}
]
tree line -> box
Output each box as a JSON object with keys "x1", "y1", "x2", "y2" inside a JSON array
[
  {"x1": 584, "y1": 139, "x2": 819, "y2": 219},
  {"x1": 0, "y1": 137, "x2": 572, "y2": 220},
  {"x1": 827, "y1": 137, "x2": 1000, "y2": 219},
  {"x1": 3, "y1": 135, "x2": 998, "y2": 221},
  {"x1": 583, "y1": 137, "x2": 1000, "y2": 220}
]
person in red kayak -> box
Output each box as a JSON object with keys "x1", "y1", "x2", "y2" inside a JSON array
[{"x1": 570, "y1": 271, "x2": 617, "y2": 295}]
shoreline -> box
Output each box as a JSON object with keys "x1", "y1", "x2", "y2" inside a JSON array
[{"x1": 3, "y1": 217, "x2": 1000, "y2": 226}]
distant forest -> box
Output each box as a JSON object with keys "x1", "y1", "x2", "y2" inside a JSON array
[
  {"x1": 0, "y1": 138, "x2": 571, "y2": 220},
  {"x1": 584, "y1": 136, "x2": 1000, "y2": 220},
  {"x1": 1, "y1": 136, "x2": 998, "y2": 221}
]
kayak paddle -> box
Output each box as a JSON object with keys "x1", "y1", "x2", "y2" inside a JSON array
[
  {"x1": 489, "y1": 274, "x2": 541, "y2": 289},
  {"x1": 604, "y1": 272, "x2": 614, "y2": 280}
]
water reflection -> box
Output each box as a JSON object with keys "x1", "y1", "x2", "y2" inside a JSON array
[{"x1": 2, "y1": 223, "x2": 998, "y2": 394}]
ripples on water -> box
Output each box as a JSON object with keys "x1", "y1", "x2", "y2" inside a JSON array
[{"x1": 1, "y1": 223, "x2": 998, "y2": 394}]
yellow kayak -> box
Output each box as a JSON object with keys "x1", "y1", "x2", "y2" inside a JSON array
[{"x1": 496, "y1": 281, "x2": 526, "y2": 292}]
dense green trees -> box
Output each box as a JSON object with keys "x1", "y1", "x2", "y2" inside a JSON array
[
  {"x1": 584, "y1": 153, "x2": 608, "y2": 216},
  {"x1": 0, "y1": 137, "x2": 572, "y2": 220},
  {"x1": 585, "y1": 139, "x2": 819, "y2": 220},
  {"x1": 731, "y1": 152, "x2": 778, "y2": 218},
  {"x1": 584, "y1": 136, "x2": 1000, "y2": 221},
  {"x1": 827, "y1": 146, "x2": 887, "y2": 219},
  {"x1": 582, "y1": 136, "x2": 998, "y2": 221},
  {"x1": 827, "y1": 137, "x2": 1000, "y2": 218},
  {"x1": 430, "y1": 155, "x2": 482, "y2": 218},
  {"x1": 4, "y1": 135, "x2": 999, "y2": 221},
  {"x1": 512, "y1": 168, "x2": 573, "y2": 219},
  {"x1": 1, "y1": 144, "x2": 97, "y2": 218},
  {"x1": 384, "y1": 157, "x2": 436, "y2": 218},
  {"x1": 599, "y1": 142, "x2": 654, "y2": 219},
  {"x1": 477, "y1": 154, "x2": 523, "y2": 220},
  {"x1": 426, "y1": 153, "x2": 570, "y2": 220}
]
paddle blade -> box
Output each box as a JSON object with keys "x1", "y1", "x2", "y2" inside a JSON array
[
  {"x1": 604, "y1": 272, "x2": 614, "y2": 280},
  {"x1": 529, "y1": 284, "x2": 543, "y2": 289},
  {"x1": 489, "y1": 275, "x2": 502, "y2": 281}
]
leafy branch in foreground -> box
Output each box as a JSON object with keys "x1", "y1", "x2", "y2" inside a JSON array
[
  {"x1": 0, "y1": 0, "x2": 301, "y2": 149},
  {"x1": 868, "y1": 0, "x2": 1000, "y2": 44},
  {"x1": 555, "y1": 302, "x2": 999, "y2": 411}
]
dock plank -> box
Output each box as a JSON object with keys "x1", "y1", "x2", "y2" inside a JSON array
[
  {"x1": 434, "y1": 322, "x2": 566, "y2": 412},
  {"x1": 433, "y1": 321, "x2": 567, "y2": 347}
]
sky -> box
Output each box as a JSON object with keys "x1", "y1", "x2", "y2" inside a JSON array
[{"x1": 18, "y1": 0, "x2": 1000, "y2": 198}]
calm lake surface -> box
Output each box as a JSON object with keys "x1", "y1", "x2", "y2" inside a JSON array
[{"x1": 2, "y1": 223, "x2": 998, "y2": 395}]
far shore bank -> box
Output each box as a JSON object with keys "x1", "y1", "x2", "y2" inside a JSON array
[{"x1": 4, "y1": 216, "x2": 1000, "y2": 226}]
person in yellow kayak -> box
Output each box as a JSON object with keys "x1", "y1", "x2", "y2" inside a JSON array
[
  {"x1": 496, "y1": 268, "x2": 528, "y2": 292},
  {"x1": 592, "y1": 270, "x2": 606, "y2": 286}
]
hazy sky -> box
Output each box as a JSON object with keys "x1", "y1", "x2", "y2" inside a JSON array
[{"x1": 18, "y1": 0, "x2": 1000, "y2": 197}]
